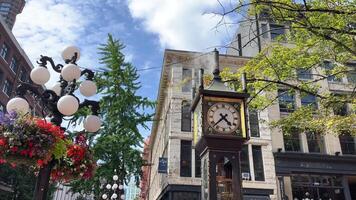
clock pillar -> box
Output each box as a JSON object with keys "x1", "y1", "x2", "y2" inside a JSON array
[{"x1": 192, "y1": 49, "x2": 249, "y2": 200}]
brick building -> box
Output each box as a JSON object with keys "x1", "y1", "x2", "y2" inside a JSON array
[{"x1": 0, "y1": 0, "x2": 25, "y2": 30}]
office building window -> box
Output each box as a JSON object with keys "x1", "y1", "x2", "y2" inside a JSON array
[
  {"x1": 19, "y1": 69, "x2": 27, "y2": 82},
  {"x1": 182, "y1": 68, "x2": 192, "y2": 92},
  {"x1": 195, "y1": 150, "x2": 201, "y2": 177},
  {"x1": 297, "y1": 68, "x2": 312, "y2": 80},
  {"x1": 0, "y1": 43, "x2": 9, "y2": 60},
  {"x1": 241, "y1": 145, "x2": 250, "y2": 180},
  {"x1": 301, "y1": 94, "x2": 317, "y2": 109},
  {"x1": 249, "y1": 109, "x2": 260, "y2": 137},
  {"x1": 284, "y1": 130, "x2": 301, "y2": 152},
  {"x1": 180, "y1": 140, "x2": 192, "y2": 177},
  {"x1": 270, "y1": 24, "x2": 285, "y2": 40},
  {"x1": 181, "y1": 101, "x2": 191, "y2": 132},
  {"x1": 252, "y1": 146, "x2": 265, "y2": 181},
  {"x1": 2, "y1": 79, "x2": 12, "y2": 96},
  {"x1": 339, "y1": 132, "x2": 355, "y2": 155},
  {"x1": 323, "y1": 61, "x2": 342, "y2": 82},
  {"x1": 261, "y1": 24, "x2": 268, "y2": 39},
  {"x1": 306, "y1": 131, "x2": 324, "y2": 153},
  {"x1": 10, "y1": 57, "x2": 18, "y2": 73},
  {"x1": 278, "y1": 89, "x2": 295, "y2": 112},
  {"x1": 333, "y1": 94, "x2": 348, "y2": 116}
]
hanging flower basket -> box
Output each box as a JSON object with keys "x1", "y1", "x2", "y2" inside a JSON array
[
  {"x1": 0, "y1": 112, "x2": 96, "y2": 181},
  {"x1": 51, "y1": 134, "x2": 96, "y2": 182},
  {"x1": 0, "y1": 111, "x2": 66, "y2": 168}
]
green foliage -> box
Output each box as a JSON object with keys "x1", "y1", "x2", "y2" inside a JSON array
[
  {"x1": 67, "y1": 34, "x2": 154, "y2": 198},
  {"x1": 223, "y1": 0, "x2": 356, "y2": 136}
]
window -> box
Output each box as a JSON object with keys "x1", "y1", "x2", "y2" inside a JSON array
[
  {"x1": 278, "y1": 89, "x2": 295, "y2": 112},
  {"x1": 297, "y1": 68, "x2": 312, "y2": 80},
  {"x1": 0, "y1": 43, "x2": 9, "y2": 60},
  {"x1": 301, "y1": 94, "x2": 317, "y2": 109},
  {"x1": 339, "y1": 132, "x2": 355, "y2": 155},
  {"x1": 346, "y1": 65, "x2": 356, "y2": 84},
  {"x1": 333, "y1": 94, "x2": 348, "y2": 116},
  {"x1": 240, "y1": 145, "x2": 250, "y2": 179},
  {"x1": 180, "y1": 140, "x2": 192, "y2": 177},
  {"x1": 2, "y1": 79, "x2": 12, "y2": 96},
  {"x1": 181, "y1": 101, "x2": 191, "y2": 132},
  {"x1": 249, "y1": 110, "x2": 260, "y2": 137},
  {"x1": 182, "y1": 68, "x2": 192, "y2": 92},
  {"x1": 284, "y1": 130, "x2": 301, "y2": 152},
  {"x1": 252, "y1": 146, "x2": 265, "y2": 181},
  {"x1": 306, "y1": 131, "x2": 324, "y2": 153},
  {"x1": 261, "y1": 24, "x2": 268, "y2": 39},
  {"x1": 19, "y1": 69, "x2": 27, "y2": 82},
  {"x1": 270, "y1": 24, "x2": 285, "y2": 40},
  {"x1": 323, "y1": 61, "x2": 342, "y2": 82},
  {"x1": 195, "y1": 150, "x2": 201, "y2": 177},
  {"x1": 9, "y1": 57, "x2": 18, "y2": 73},
  {"x1": 0, "y1": 3, "x2": 10, "y2": 15}
]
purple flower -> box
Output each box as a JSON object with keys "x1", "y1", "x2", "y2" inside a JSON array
[{"x1": 0, "y1": 111, "x2": 18, "y2": 126}]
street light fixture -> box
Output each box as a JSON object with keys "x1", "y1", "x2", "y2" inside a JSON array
[
  {"x1": 6, "y1": 45, "x2": 101, "y2": 200},
  {"x1": 102, "y1": 170, "x2": 125, "y2": 200}
]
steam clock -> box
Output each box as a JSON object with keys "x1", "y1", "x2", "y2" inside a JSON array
[{"x1": 191, "y1": 50, "x2": 249, "y2": 200}]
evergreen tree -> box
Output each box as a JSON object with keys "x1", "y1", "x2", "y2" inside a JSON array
[{"x1": 68, "y1": 34, "x2": 154, "y2": 198}]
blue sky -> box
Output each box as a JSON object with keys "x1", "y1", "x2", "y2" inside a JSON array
[{"x1": 13, "y1": 0, "x2": 239, "y2": 137}]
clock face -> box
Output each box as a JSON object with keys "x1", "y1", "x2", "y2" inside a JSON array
[{"x1": 207, "y1": 102, "x2": 240, "y2": 134}]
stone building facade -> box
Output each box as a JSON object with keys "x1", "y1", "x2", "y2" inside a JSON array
[
  {"x1": 147, "y1": 49, "x2": 278, "y2": 200},
  {"x1": 228, "y1": 14, "x2": 356, "y2": 200},
  {"x1": 0, "y1": 0, "x2": 25, "y2": 30}
]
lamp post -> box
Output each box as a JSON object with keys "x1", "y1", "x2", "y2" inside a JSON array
[
  {"x1": 101, "y1": 170, "x2": 125, "y2": 200},
  {"x1": 6, "y1": 46, "x2": 101, "y2": 200}
]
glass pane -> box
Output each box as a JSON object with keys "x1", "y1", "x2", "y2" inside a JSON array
[
  {"x1": 252, "y1": 146, "x2": 264, "y2": 181},
  {"x1": 216, "y1": 157, "x2": 233, "y2": 200},
  {"x1": 182, "y1": 68, "x2": 192, "y2": 92},
  {"x1": 241, "y1": 145, "x2": 250, "y2": 180},
  {"x1": 195, "y1": 150, "x2": 201, "y2": 177},
  {"x1": 181, "y1": 101, "x2": 191, "y2": 132},
  {"x1": 297, "y1": 68, "x2": 312, "y2": 80},
  {"x1": 301, "y1": 94, "x2": 317, "y2": 109},
  {"x1": 306, "y1": 132, "x2": 324, "y2": 153},
  {"x1": 180, "y1": 140, "x2": 192, "y2": 177},
  {"x1": 261, "y1": 24, "x2": 268, "y2": 38},
  {"x1": 284, "y1": 130, "x2": 301, "y2": 152},
  {"x1": 270, "y1": 24, "x2": 285, "y2": 40},
  {"x1": 249, "y1": 110, "x2": 260, "y2": 137},
  {"x1": 278, "y1": 89, "x2": 295, "y2": 112},
  {"x1": 339, "y1": 132, "x2": 356, "y2": 155}
]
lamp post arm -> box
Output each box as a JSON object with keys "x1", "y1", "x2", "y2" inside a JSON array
[
  {"x1": 81, "y1": 69, "x2": 95, "y2": 80},
  {"x1": 79, "y1": 99, "x2": 100, "y2": 115},
  {"x1": 36, "y1": 55, "x2": 64, "y2": 73}
]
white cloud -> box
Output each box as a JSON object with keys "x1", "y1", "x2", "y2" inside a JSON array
[
  {"x1": 13, "y1": 0, "x2": 89, "y2": 87},
  {"x1": 127, "y1": 0, "x2": 235, "y2": 51}
]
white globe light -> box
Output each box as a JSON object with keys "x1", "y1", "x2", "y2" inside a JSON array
[
  {"x1": 120, "y1": 195, "x2": 125, "y2": 200},
  {"x1": 62, "y1": 46, "x2": 80, "y2": 62},
  {"x1": 111, "y1": 193, "x2": 118, "y2": 199},
  {"x1": 113, "y1": 175, "x2": 119, "y2": 181},
  {"x1": 118, "y1": 185, "x2": 123, "y2": 190},
  {"x1": 112, "y1": 183, "x2": 118, "y2": 190},
  {"x1": 57, "y1": 95, "x2": 79, "y2": 116},
  {"x1": 50, "y1": 83, "x2": 62, "y2": 96},
  {"x1": 61, "y1": 64, "x2": 81, "y2": 82},
  {"x1": 102, "y1": 194, "x2": 108, "y2": 199},
  {"x1": 30, "y1": 67, "x2": 50, "y2": 85},
  {"x1": 79, "y1": 80, "x2": 97, "y2": 97},
  {"x1": 6, "y1": 97, "x2": 29, "y2": 113},
  {"x1": 106, "y1": 184, "x2": 111, "y2": 190},
  {"x1": 83, "y1": 115, "x2": 101, "y2": 132}
]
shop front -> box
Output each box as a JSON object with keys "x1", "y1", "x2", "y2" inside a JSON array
[{"x1": 274, "y1": 152, "x2": 356, "y2": 200}]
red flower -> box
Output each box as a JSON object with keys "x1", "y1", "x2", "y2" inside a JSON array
[
  {"x1": 0, "y1": 138, "x2": 6, "y2": 146},
  {"x1": 20, "y1": 150, "x2": 29, "y2": 156},
  {"x1": 37, "y1": 159, "x2": 44, "y2": 167},
  {"x1": 10, "y1": 163, "x2": 16, "y2": 168},
  {"x1": 10, "y1": 146, "x2": 18, "y2": 153},
  {"x1": 0, "y1": 159, "x2": 6, "y2": 164}
]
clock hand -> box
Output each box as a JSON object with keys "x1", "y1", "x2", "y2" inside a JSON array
[
  {"x1": 220, "y1": 113, "x2": 232, "y2": 126},
  {"x1": 213, "y1": 117, "x2": 224, "y2": 127}
]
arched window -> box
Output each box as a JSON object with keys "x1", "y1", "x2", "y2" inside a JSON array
[{"x1": 181, "y1": 101, "x2": 191, "y2": 132}]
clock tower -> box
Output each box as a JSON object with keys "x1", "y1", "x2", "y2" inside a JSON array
[{"x1": 191, "y1": 49, "x2": 249, "y2": 200}]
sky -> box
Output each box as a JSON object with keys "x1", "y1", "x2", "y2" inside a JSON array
[{"x1": 13, "y1": 0, "x2": 239, "y2": 137}]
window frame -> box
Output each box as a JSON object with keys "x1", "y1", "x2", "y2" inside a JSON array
[
  {"x1": 252, "y1": 145, "x2": 265, "y2": 181},
  {"x1": 2, "y1": 79, "x2": 12, "y2": 97},
  {"x1": 0, "y1": 43, "x2": 9, "y2": 60},
  {"x1": 269, "y1": 24, "x2": 286, "y2": 40},
  {"x1": 278, "y1": 89, "x2": 296, "y2": 113},
  {"x1": 339, "y1": 132, "x2": 355, "y2": 155},
  {"x1": 180, "y1": 140, "x2": 192, "y2": 177},
  {"x1": 306, "y1": 131, "x2": 325, "y2": 153},
  {"x1": 182, "y1": 68, "x2": 192, "y2": 92},
  {"x1": 9, "y1": 57, "x2": 18, "y2": 73},
  {"x1": 181, "y1": 101, "x2": 192, "y2": 132}
]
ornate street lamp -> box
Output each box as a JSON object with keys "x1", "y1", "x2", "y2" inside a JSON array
[
  {"x1": 6, "y1": 46, "x2": 101, "y2": 200},
  {"x1": 101, "y1": 170, "x2": 125, "y2": 200}
]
